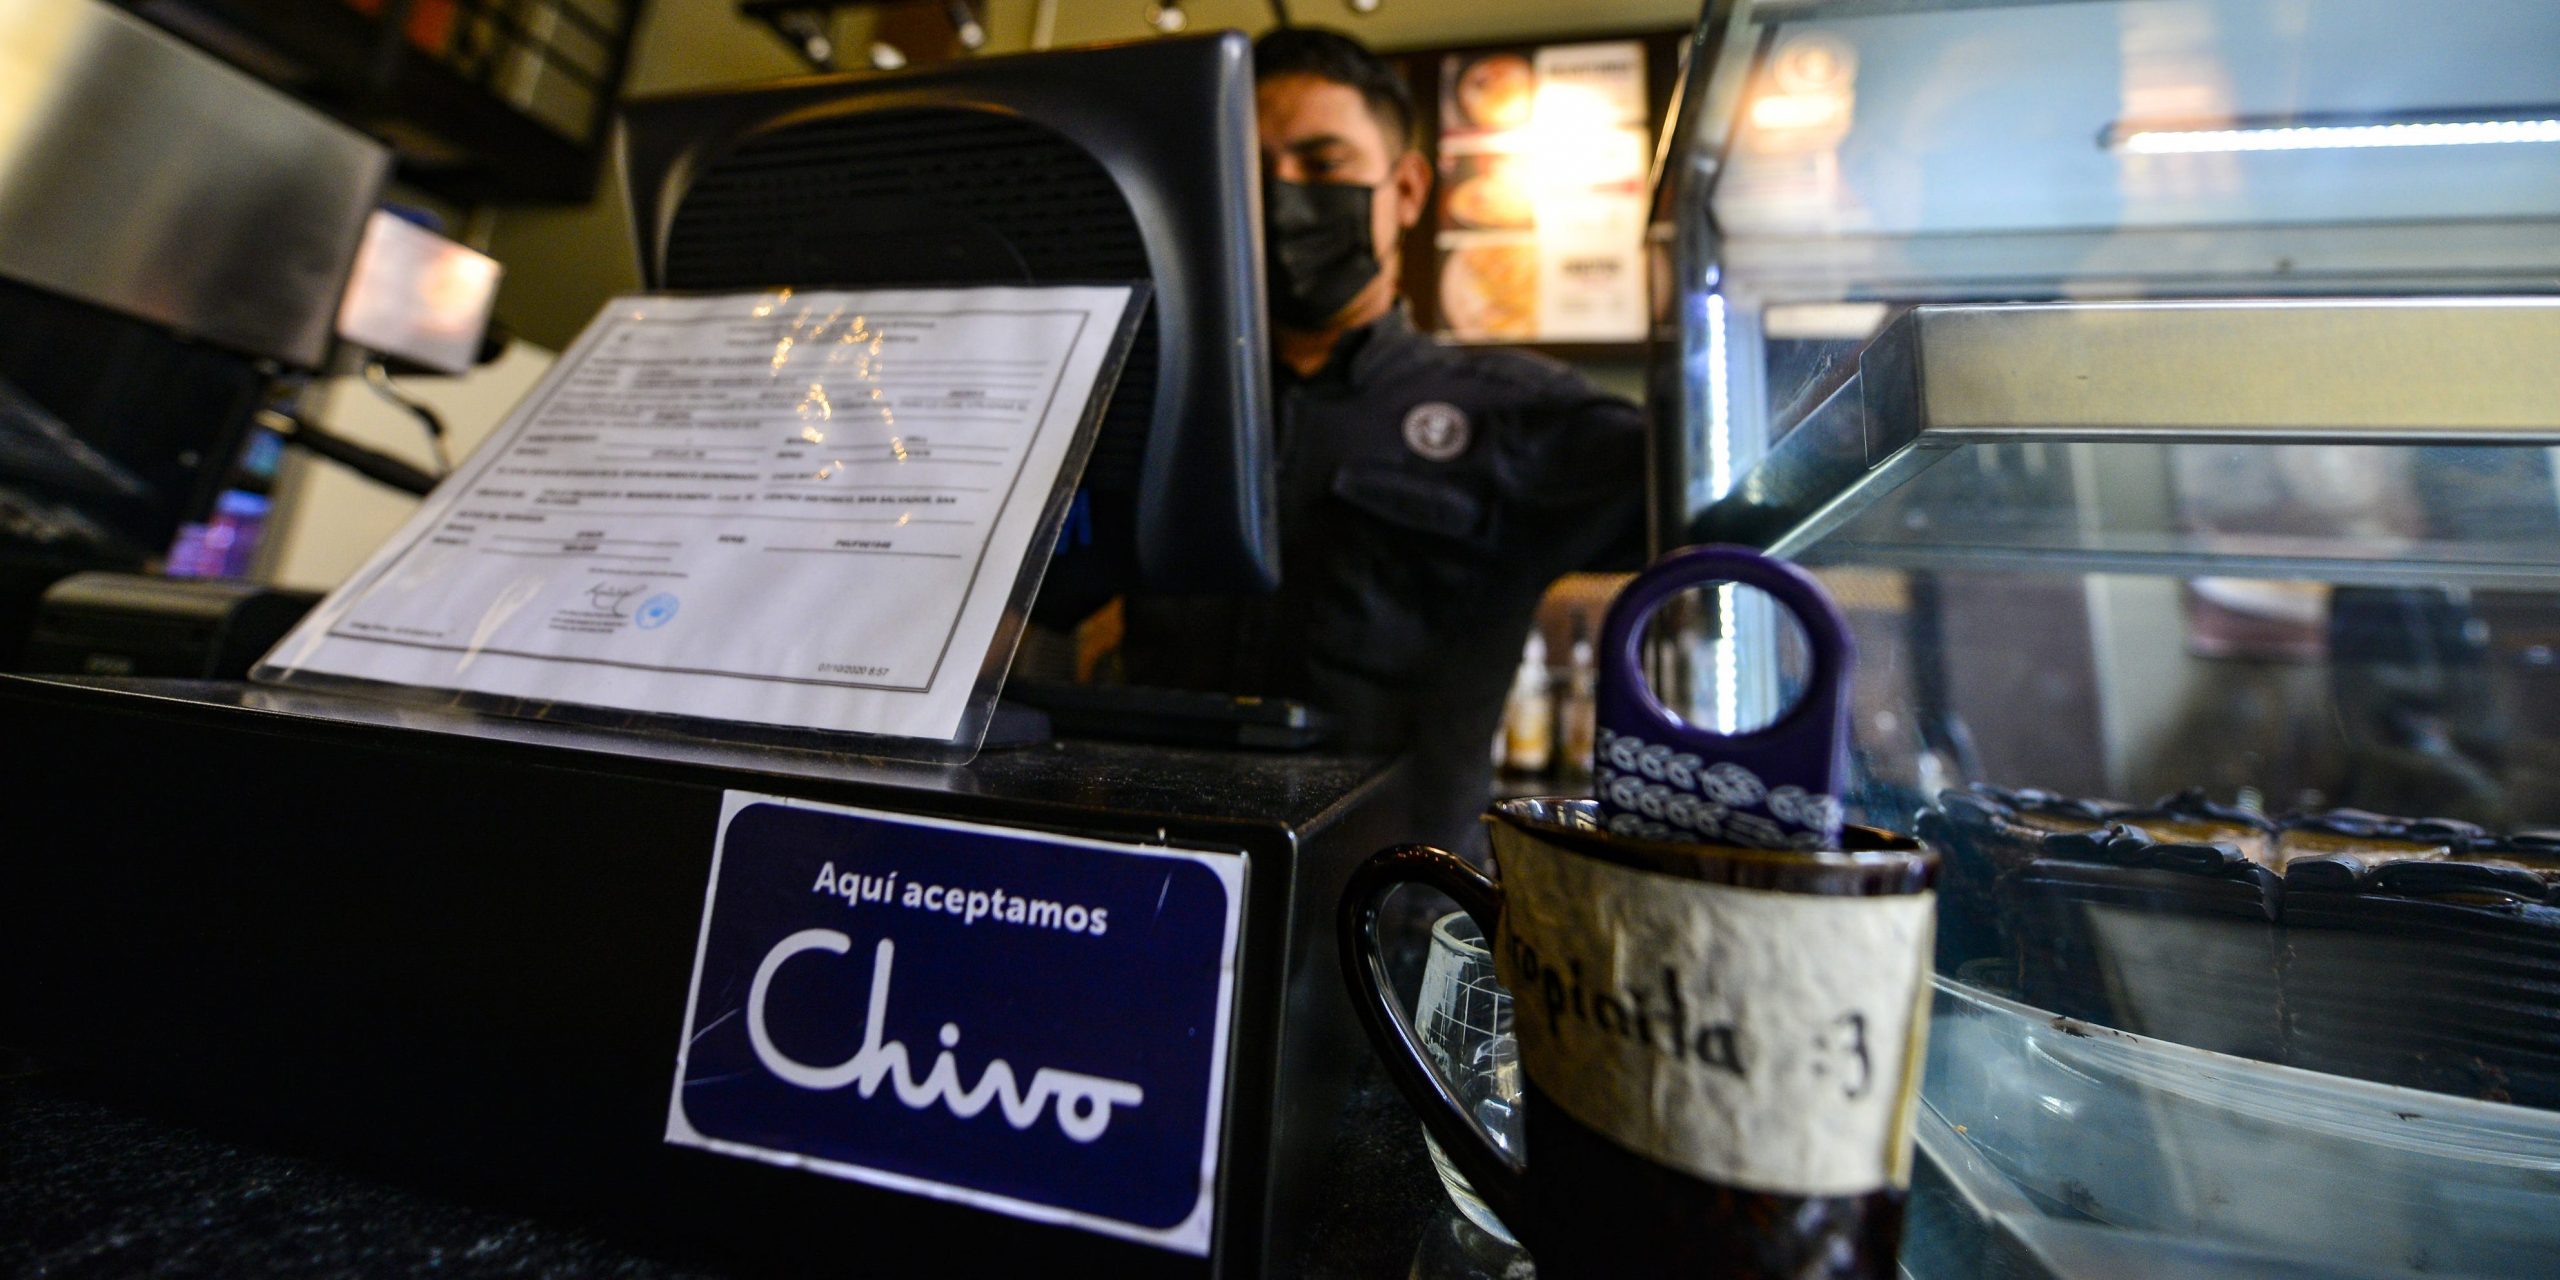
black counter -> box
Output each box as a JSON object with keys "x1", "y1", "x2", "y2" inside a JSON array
[
  {"x1": 0, "y1": 675, "x2": 1395, "y2": 820},
  {"x1": 0, "y1": 675, "x2": 1439, "y2": 1278},
  {"x1": 2, "y1": 1055, "x2": 1511, "y2": 1279}
]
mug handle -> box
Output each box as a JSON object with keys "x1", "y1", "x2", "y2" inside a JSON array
[{"x1": 1338, "y1": 843, "x2": 1534, "y2": 1238}]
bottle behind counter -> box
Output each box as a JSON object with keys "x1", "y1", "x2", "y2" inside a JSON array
[
  {"x1": 1498, "y1": 621, "x2": 1598, "y2": 782},
  {"x1": 1501, "y1": 631, "x2": 1552, "y2": 775},
  {"x1": 1557, "y1": 627, "x2": 1596, "y2": 778}
]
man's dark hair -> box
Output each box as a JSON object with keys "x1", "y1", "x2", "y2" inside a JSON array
[{"x1": 1254, "y1": 26, "x2": 1419, "y2": 152}]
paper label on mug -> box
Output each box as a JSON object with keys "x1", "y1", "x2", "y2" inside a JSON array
[{"x1": 1491, "y1": 836, "x2": 1933, "y2": 1198}]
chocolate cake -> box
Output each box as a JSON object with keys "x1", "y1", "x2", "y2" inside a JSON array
[
  {"x1": 2458, "y1": 830, "x2": 2560, "y2": 900},
  {"x1": 2275, "y1": 808, "x2": 2481, "y2": 866},
  {"x1": 1925, "y1": 789, "x2": 2560, "y2": 1109},
  {"x1": 2114, "y1": 788, "x2": 2279, "y2": 867},
  {"x1": 2283, "y1": 852, "x2": 2560, "y2": 1108},
  {"x1": 2263, "y1": 807, "x2": 2534, "y2": 1103},
  {"x1": 2003, "y1": 823, "x2": 2285, "y2": 1060},
  {"x1": 1916, "y1": 785, "x2": 2119, "y2": 975}
]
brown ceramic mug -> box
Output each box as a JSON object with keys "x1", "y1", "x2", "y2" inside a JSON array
[{"x1": 1340, "y1": 797, "x2": 1937, "y2": 1278}]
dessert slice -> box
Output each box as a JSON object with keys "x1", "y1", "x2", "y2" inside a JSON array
[
  {"x1": 1918, "y1": 785, "x2": 2125, "y2": 976},
  {"x1": 2275, "y1": 808, "x2": 2478, "y2": 889},
  {"x1": 2004, "y1": 822, "x2": 2286, "y2": 1060},
  {"x1": 2447, "y1": 830, "x2": 2560, "y2": 902},
  {"x1": 2282, "y1": 837, "x2": 2560, "y2": 1109},
  {"x1": 2115, "y1": 787, "x2": 2279, "y2": 868}
]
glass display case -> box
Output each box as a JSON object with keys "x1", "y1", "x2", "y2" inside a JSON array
[{"x1": 1655, "y1": 2, "x2": 2560, "y2": 1275}]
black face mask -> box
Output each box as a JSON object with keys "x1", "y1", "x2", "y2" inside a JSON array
[{"x1": 1263, "y1": 179, "x2": 1380, "y2": 331}]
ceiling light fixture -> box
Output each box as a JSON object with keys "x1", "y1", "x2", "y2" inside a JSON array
[
  {"x1": 945, "y1": 0, "x2": 986, "y2": 51},
  {"x1": 1146, "y1": 0, "x2": 1187, "y2": 33},
  {"x1": 771, "y1": 10, "x2": 833, "y2": 71}
]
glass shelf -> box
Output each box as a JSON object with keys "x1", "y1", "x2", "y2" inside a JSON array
[{"x1": 1696, "y1": 298, "x2": 2560, "y2": 585}]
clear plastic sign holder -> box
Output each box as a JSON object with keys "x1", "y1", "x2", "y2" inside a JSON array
[{"x1": 253, "y1": 284, "x2": 1150, "y2": 764}]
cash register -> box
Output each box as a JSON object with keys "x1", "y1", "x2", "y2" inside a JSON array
[{"x1": 2, "y1": 17, "x2": 1407, "y2": 1277}]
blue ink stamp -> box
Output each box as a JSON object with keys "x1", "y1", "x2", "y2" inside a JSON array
[
  {"x1": 635, "y1": 593, "x2": 680, "y2": 629},
  {"x1": 666, "y1": 793, "x2": 1245, "y2": 1255}
]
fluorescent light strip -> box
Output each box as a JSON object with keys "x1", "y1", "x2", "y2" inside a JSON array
[
  {"x1": 1705, "y1": 291, "x2": 1739, "y2": 735},
  {"x1": 2120, "y1": 117, "x2": 2560, "y2": 155},
  {"x1": 1715, "y1": 581, "x2": 1739, "y2": 736},
  {"x1": 1705, "y1": 291, "x2": 1732, "y2": 501}
]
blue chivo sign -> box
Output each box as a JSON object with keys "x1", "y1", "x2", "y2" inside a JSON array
[{"x1": 666, "y1": 792, "x2": 1246, "y2": 1254}]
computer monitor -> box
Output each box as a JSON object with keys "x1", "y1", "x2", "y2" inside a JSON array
[
  {"x1": 619, "y1": 32, "x2": 1277, "y2": 620},
  {"x1": 0, "y1": 276, "x2": 267, "y2": 568},
  {"x1": 335, "y1": 210, "x2": 504, "y2": 376}
]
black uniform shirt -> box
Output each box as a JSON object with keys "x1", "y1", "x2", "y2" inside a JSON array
[{"x1": 1128, "y1": 307, "x2": 1645, "y2": 854}]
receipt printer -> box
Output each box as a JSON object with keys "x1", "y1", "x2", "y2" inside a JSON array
[{"x1": 20, "y1": 572, "x2": 316, "y2": 679}]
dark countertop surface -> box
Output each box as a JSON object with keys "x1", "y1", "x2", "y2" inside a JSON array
[
  {"x1": 0, "y1": 676, "x2": 1393, "y2": 828},
  {"x1": 1, "y1": 1055, "x2": 1520, "y2": 1280},
  {"x1": 0, "y1": 676, "x2": 1504, "y2": 1277}
]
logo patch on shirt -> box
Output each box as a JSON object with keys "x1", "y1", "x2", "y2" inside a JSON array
[{"x1": 1401, "y1": 401, "x2": 1472, "y2": 462}]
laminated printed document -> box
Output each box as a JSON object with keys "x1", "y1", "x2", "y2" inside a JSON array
[{"x1": 257, "y1": 285, "x2": 1144, "y2": 750}]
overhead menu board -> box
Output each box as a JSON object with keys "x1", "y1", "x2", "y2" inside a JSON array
[{"x1": 1434, "y1": 40, "x2": 1652, "y2": 344}]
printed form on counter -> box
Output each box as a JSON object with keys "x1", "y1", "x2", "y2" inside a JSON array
[{"x1": 256, "y1": 285, "x2": 1144, "y2": 744}]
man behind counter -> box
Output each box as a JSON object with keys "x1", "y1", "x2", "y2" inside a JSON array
[{"x1": 1126, "y1": 27, "x2": 1646, "y2": 856}]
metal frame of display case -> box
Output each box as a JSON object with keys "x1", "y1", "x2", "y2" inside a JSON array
[
  {"x1": 1648, "y1": 1, "x2": 2560, "y2": 570},
  {"x1": 1644, "y1": 4, "x2": 2560, "y2": 1274}
]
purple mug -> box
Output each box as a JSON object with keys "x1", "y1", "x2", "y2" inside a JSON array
[{"x1": 1594, "y1": 544, "x2": 1855, "y2": 850}]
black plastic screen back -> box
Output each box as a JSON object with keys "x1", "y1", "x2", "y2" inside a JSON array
[
  {"x1": 661, "y1": 107, "x2": 1156, "y2": 492},
  {"x1": 621, "y1": 33, "x2": 1276, "y2": 600}
]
